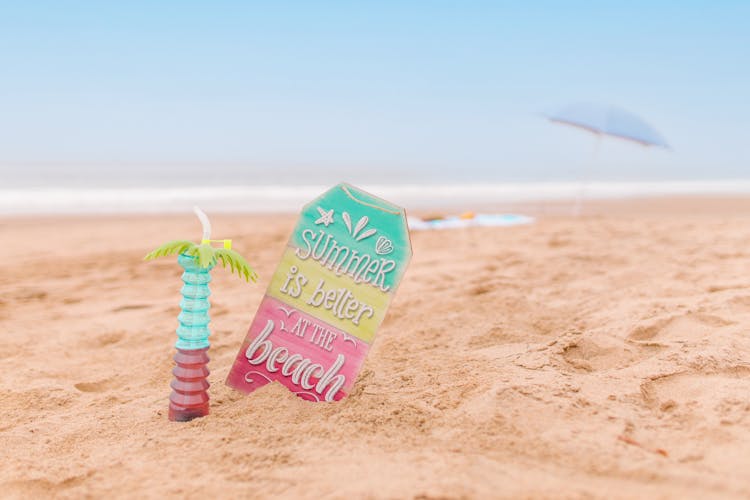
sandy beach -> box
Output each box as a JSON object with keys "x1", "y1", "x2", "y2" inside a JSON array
[{"x1": 2, "y1": 197, "x2": 750, "y2": 499}]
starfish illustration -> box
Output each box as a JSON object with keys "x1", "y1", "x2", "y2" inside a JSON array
[{"x1": 314, "y1": 207, "x2": 335, "y2": 226}]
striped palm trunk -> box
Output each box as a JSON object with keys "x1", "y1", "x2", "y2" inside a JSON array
[{"x1": 168, "y1": 253, "x2": 215, "y2": 422}]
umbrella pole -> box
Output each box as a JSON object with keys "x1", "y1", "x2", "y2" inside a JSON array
[{"x1": 573, "y1": 134, "x2": 602, "y2": 216}]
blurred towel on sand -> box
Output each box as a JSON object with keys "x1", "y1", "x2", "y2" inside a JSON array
[{"x1": 408, "y1": 213, "x2": 534, "y2": 230}]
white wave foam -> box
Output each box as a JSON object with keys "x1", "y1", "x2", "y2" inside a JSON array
[{"x1": 2, "y1": 181, "x2": 750, "y2": 214}]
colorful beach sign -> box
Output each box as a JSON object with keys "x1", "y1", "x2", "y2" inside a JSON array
[{"x1": 226, "y1": 183, "x2": 412, "y2": 401}]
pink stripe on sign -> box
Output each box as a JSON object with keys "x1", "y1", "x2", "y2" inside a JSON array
[{"x1": 226, "y1": 296, "x2": 370, "y2": 402}]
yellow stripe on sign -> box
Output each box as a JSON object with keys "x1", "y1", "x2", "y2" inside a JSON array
[{"x1": 267, "y1": 247, "x2": 392, "y2": 343}]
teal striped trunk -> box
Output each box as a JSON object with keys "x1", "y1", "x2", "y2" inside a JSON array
[
  {"x1": 169, "y1": 253, "x2": 215, "y2": 421},
  {"x1": 176, "y1": 253, "x2": 214, "y2": 350}
]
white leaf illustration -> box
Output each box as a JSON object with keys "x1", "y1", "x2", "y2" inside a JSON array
[
  {"x1": 354, "y1": 216, "x2": 369, "y2": 237},
  {"x1": 342, "y1": 212, "x2": 352, "y2": 233},
  {"x1": 342, "y1": 333, "x2": 358, "y2": 348},
  {"x1": 277, "y1": 306, "x2": 295, "y2": 317},
  {"x1": 356, "y1": 228, "x2": 377, "y2": 241}
]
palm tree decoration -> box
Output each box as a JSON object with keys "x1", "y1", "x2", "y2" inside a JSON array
[{"x1": 145, "y1": 206, "x2": 258, "y2": 421}]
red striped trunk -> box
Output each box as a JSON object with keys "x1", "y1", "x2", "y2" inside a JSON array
[{"x1": 168, "y1": 348, "x2": 210, "y2": 421}]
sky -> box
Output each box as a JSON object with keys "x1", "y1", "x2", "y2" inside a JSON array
[{"x1": 0, "y1": 1, "x2": 748, "y2": 185}]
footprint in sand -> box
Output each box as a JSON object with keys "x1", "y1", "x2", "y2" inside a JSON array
[
  {"x1": 3, "y1": 472, "x2": 93, "y2": 497},
  {"x1": 112, "y1": 304, "x2": 151, "y2": 312},
  {"x1": 74, "y1": 378, "x2": 121, "y2": 393},
  {"x1": 469, "y1": 284, "x2": 491, "y2": 296},
  {"x1": 79, "y1": 331, "x2": 124, "y2": 349},
  {"x1": 641, "y1": 368, "x2": 750, "y2": 426},
  {"x1": 212, "y1": 306, "x2": 230, "y2": 317},
  {"x1": 469, "y1": 326, "x2": 527, "y2": 348},
  {"x1": 469, "y1": 311, "x2": 568, "y2": 349},
  {"x1": 627, "y1": 313, "x2": 734, "y2": 346},
  {"x1": 561, "y1": 337, "x2": 659, "y2": 371},
  {"x1": 15, "y1": 289, "x2": 48, "y2": 302}
]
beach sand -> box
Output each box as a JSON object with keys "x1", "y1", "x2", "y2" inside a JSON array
[{"x1": 2, "y1": 197, "x2": 750, "y2": 499}]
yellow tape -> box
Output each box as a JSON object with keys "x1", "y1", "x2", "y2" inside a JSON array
[{"x1": 201, "y1": 239, "x2": 232, "y2": 250}]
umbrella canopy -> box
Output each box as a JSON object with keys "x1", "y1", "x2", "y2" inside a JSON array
[{"x1": 546, "y1": 102, "x2": 670, "y2": 149}]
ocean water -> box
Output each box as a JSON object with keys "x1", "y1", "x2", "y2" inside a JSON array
[{"x1": 3, "y1": 180, "x2": 750, "y2": 214}]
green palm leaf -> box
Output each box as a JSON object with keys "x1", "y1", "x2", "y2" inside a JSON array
[
  {"x1": 146, "y1": 238, "x2": 258, "y2": 282},
  {"x1": 195, "y1": 243, "x2": 216, "y2": 268},
  {"x1": 144, "y1": 240, "x2": 197, "y2": 261},
  {"x1": 214, "y1": 248, "x2": 259, "y2": 282}
]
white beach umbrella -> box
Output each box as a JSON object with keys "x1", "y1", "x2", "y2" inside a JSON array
[{"x1": 545, "y1": 102, "x2": 670, "y2": 212}]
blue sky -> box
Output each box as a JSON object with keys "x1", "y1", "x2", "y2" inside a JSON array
[{"x1": 0, "y1": 1, "x2": 748, "y2": 184}]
